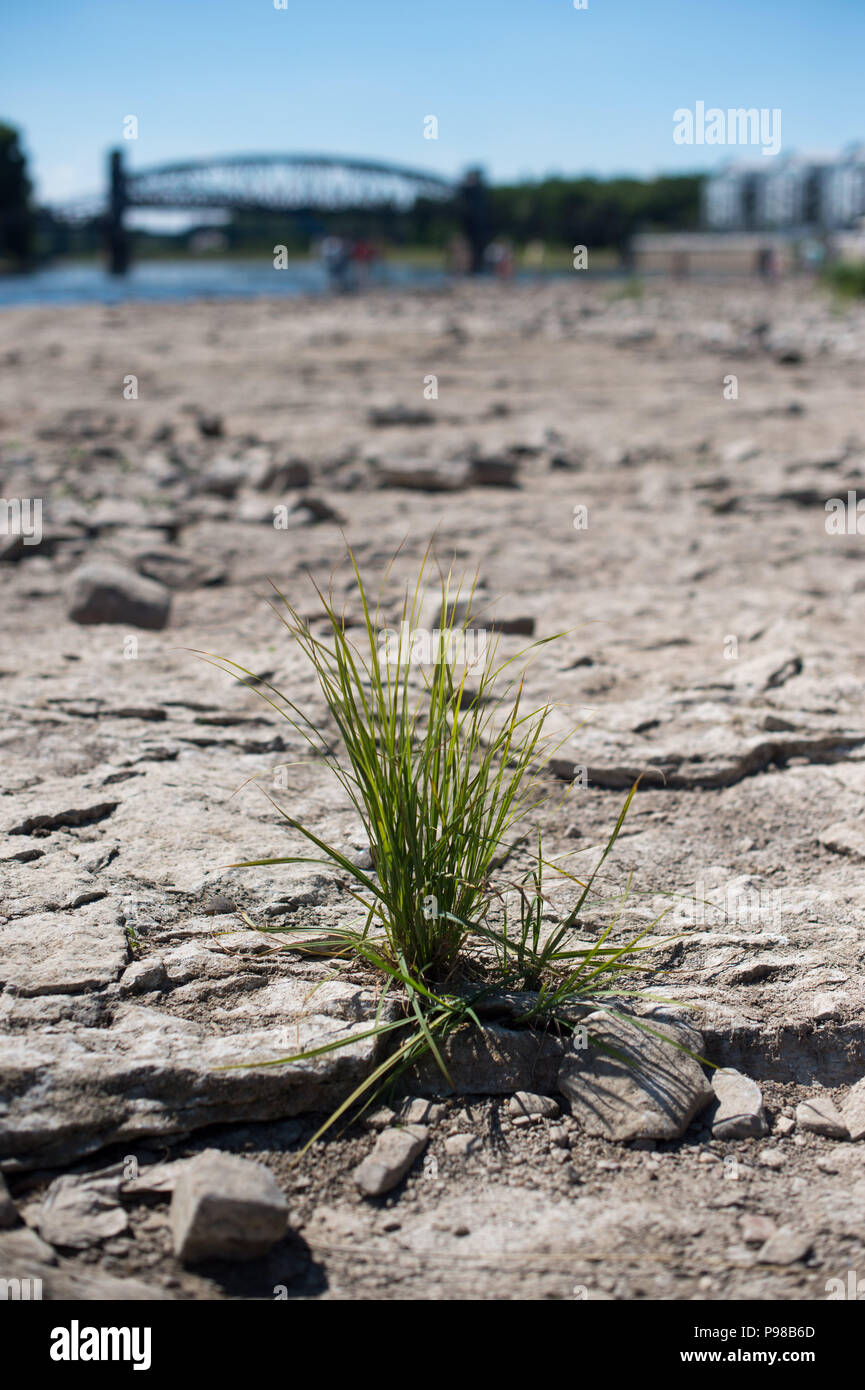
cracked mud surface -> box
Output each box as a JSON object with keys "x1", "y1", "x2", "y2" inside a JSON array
[{"x1": 1, "y1": 277, "x2": 865, "y2": 1299}]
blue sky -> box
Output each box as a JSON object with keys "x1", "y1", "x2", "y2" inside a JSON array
[{"x1": 2, "y1": 0, "x2": 864, "y2": 203}]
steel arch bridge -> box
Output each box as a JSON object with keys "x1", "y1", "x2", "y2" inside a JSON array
[
  {"x1": 55, "y1": 149, "x2": 486, "y2": 274},
  {"x1": 123, "y1": 152, "x2": 456, "y2": 214}
]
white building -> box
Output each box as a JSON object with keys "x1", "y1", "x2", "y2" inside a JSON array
[{"x1": 703, "y1": 145, "x2": 865, "y2": 232}]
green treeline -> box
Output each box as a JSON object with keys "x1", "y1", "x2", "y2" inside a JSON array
[{"x1": 487, "y1": 173, "x2": 703, "y2": 250}]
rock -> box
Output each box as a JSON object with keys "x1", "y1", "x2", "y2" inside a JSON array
[
  {"x1": 252, "y1": 456, "x2": 311, "y2": 491},
  {"x1": 401, "y1": 1098, "x2": 434, "y2": 1125},
  {"x1": 295, "y1": 494, "x2": 344, "y2": 524},
  {"x1": 120, "y1": 1160, "x2": 187, "y2": 1198},
  {"x1": 0, "y1": 1227, "x2": 169, "y2": 1299},
  {"x1": 365, "y1": 1107, "x2": 397, "y2": 1131},
  {"x1": 757, "y1": 1227, "x2": 812, "y2": 1265},
  {"x1": 197, "y1": 412, "x2": 223, "y2": 437},
  {"x1": 195, "y1": 458, "x2": 244, "y2": 498},
  {"x1": 758, "y1": 1148, "x2": 786, "y2": 1169},
  {"x1": 376, "y1": 458, "x2": 472, "y2": 491},
  {"x1": 68, "y1": 563, "x2": 171, "y2": 630},
  {"x1": 711, "y1": 1068, "x2": 768, "y2": 1139},
  {"x1": 444, "y1": 1133, "x2": 480, "y2": 1157},
  {"x1": 796, "y1": 1096, "x2": 849, "y2": 1139},
  {"x1": 740, "y1": 1214, "x2": 777, "y2": 1245},
  {"x1": 170, "y1": 1150, "x2": 289, "y2": 1262},
  {"x1": 819, "y1": 821, "x2": 865, "y2": 860},
  {"x1": 507, "y1": 1092, "x2": 560, "y2": 1119},
  {"x1": 354, "y1": 1125, "x2": 428, "y2": 1197},
  {"x1": 0, "y1": 1173, "x2": 18, "y2": 1229},
  {"x1": 38, "y1": 1169, "x2": 128, "y2": 1249},
  {"x1": 557, "y1": 1013, "x2": 713, "y2": 1142},
  {"x1": 0, "y1": 905, "x2": 128, "y2": 996},
  {"x1": 842, "y1": 1078, "x2": 865, "y2": 1141},
  {"x1": 0, "y1": 990, "x2": 395, "y2": 1170},
  {"x1": 0, "y1": 1226, "x2": 57, "y2": 1268},
  {"x1": 368, "y1": 404, "x2": 435, "y2": 427},
  {"x1": 774, "y1": 1115, "x2": 796, "y2": 1137},
  {"x1": 469, "y1": 455, "x2": 520, "y2": 487},
  {"x1": 119, "y1": 958, "x2": 168, "y2": 995}
]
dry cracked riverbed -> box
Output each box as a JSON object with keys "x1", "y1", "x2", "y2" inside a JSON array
[{"x1": 1, "y1": 276, "x2": 865, "y2": 1301}]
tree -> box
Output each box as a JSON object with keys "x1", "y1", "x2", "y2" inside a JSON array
[{"x1": 0, "y1": 122, "x2": 34, "y2": 267}]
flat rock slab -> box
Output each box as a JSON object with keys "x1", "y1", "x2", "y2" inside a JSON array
[
  {"x1": 0, "y1": 907, "x2": 128, "y2": 996},
  {"x1": 0, "y1": 999, "x2": 391, "y2": 1170},
  {"x1": 170, "y1": 1149, "x2": 288, "y2": 1261},
  {"x1": 558, "y1": 1012, "x2": 714, "y2": 1142}
]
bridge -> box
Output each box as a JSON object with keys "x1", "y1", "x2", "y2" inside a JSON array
[{"x1": 61, "y1": 149, "x2": 488, "y2": 274}]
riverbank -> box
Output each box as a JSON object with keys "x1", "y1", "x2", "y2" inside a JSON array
[{"x1": 2, "y1": 277, "x2": 865, "y2": 1299}]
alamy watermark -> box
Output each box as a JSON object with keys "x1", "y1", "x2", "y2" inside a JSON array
[
  {"x1": 0, "y1": 497, "x2": 42, "y2": 546},
  {"x1": 378, "y1": 622, "x2": 487, "y2": 668},
  {"x1": 673, "y1": 102, "x2": 781, "y2": 157}
]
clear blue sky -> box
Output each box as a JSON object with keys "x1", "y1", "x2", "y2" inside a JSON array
[{"x1": 3, "y1": 0, "x2": 864, "y2": 202}]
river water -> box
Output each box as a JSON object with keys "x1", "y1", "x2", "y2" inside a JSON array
[{"x1": 0, "y1": 257, "x2": 450, "y2": 308}]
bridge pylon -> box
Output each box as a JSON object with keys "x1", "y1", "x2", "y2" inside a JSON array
[{"x1": 107, "y1": 148, "x2": 130, "y2": 276}]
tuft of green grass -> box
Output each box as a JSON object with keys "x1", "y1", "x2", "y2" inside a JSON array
[
  {"x1": 198, "y1": 545, "x2": 687, "y2": 1148},
  {"x1": 821, "y1": 260, "x2": 865, "y2": 301}
]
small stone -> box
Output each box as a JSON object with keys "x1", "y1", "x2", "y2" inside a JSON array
[
  {"x1": 401, "y1": 1098, "x2": 434, "y2": 1125},
  {"x1": 252, "y1": 456, "x2": 311, "y2": 491},
  {"x1": 119, "y1": 958, "x2": 168, "y2": 996},
  {"x1": 558, "y1": 1013, "x2": 713, "y2": 1142},
  {"x1": 368, "y1": 403, "x2": 435, "y2": 428},
  {"x1": 201, "y1": 892, "x2": 235, "y2": 916},
  {"x1": 170, "y1": 1150, "x2": 288, "y2": 1261},
  {"x1": 758, "y1": 1148, "x2": 786, "y2": 1170},
  {"x1": 120, "y1": 1159, "x2": 187, "y2": 1197},
  {"x1": 711, "y1": 1068, "x2": 768, "y2": 1140},
  {"x1": 549, "y1": 1127, "x2": 570, "y2": 1149},
  {"x1": 376, "y1": 458, "x2": 471, "y2": 492},
  {"x1": 68, "y1": 563, "x2": 171, "y2": 630},
  {"x1": 354, "y1": 1125, "x2": 428, "y2": 1197},
  {"x1": 365, "y1": 1107, "x2": 396, "y2": 1131},
  {"x1": 0, "y1": 1173, "x2": 18, "y2": 1229},
  {"x1": 841, "y1": 1078, "x2": 865, "y2": 1141},
  {"x1": 774, "y1": 1115, "x2": 796, "y2": 1137},
  {"x1": 757, "y1": 1227, "x2": 812, "y2": 1265},
  {"x1": 197, "y1": 413, "x2": 223, "y2": 438},
  {"x1": 796, "y1": 1097, "x2": 849, "y2": 1139},
  {"x1": 39, "y1": 1169, "x2": 128, "y2": 1249},
  {"x1": 740, "y1": 1214, "x2": 777, "y2": 1245},
  {"x1": 507, "y1": 1091, "x2": 560, "y2": 1119},
  {"x1": 444, "y1": 1133, "x2": 480, "y2": 1158}
]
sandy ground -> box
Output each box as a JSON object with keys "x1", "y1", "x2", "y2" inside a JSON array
[{"x1": 1, "y1": 274, "x2": 865, "y2": 1300}]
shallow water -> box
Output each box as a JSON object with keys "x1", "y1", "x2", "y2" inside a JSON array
[{"x1": 0, "y1": 256, "x2": 449, "y2": 307}]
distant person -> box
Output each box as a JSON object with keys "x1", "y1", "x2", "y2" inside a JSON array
[
  {"x1": 320, "y1": 235, "x2": 352, "y2": 291},
  {"x1": 350, "y1": 238, "x2": 377, "y2": 287},
  {"x1": 484, "y1": 237, "x2": 515, "y2": 279}
]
